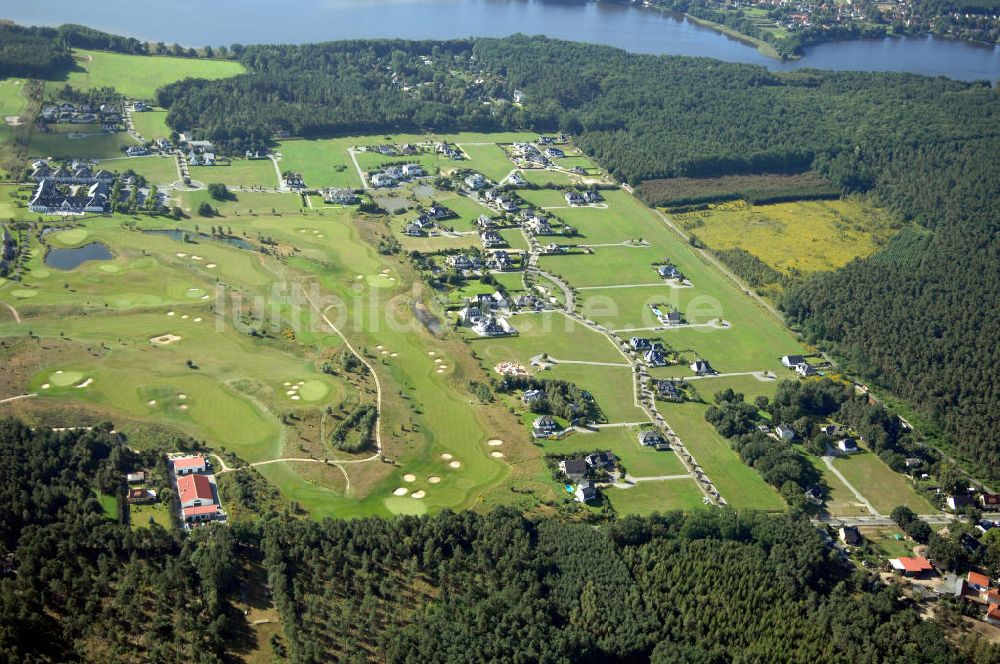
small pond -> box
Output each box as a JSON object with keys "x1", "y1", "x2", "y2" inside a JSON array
[
  {"x1": 44, "y1": 242, "x2": 113, "y2": 270},
  {"x1": 143, "y1": 229, "x2": 253, "y2": 250}
]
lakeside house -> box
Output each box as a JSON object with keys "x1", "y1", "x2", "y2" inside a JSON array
[{"x1": 29, "y1": 179, "x2": 110, "y2": 215}]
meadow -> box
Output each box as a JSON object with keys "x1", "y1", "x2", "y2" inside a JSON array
[
  {"x1": 537, "y1": 426, "x2": 687, "y2": 477},
  {"x1": 130, "y1": 110, "x2": 171, "y2": 140},
  {"x1": 102, "y1": 155, "x2": 180, "y2": 185},
  {"x1": 833, "y1": 449, "x2": 936, "y2": 514},
  {"x1": 29, "y1": 124, "x2": 138, "y2": 160},
  {"x1": 604, "y1": 479, "x2": 708, "y2": 515},
  {"x1": 673, "y1": 198, "x2": 902, "y2": 276},
  {"x1": 190, "y1": 159, "x2": 278, "y2": 188},
  {"x1": 455, "y1": 142, "x2": 513, "y2": 180},
  {"x1": 49, "y1": 49, "x2": 245, "y2": 99}
]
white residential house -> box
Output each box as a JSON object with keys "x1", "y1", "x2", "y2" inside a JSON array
[
  {"x1": 402, "y1": 163, "x2": 424, "y2": 177},
  {"x1": 690, "y1": 359, "x2": 714, "y2": 375},
  {"x1": 564, "y1": 191, "x2": 585, "y2": 205},
  {"x1": 781, "y1": 354, "x2": 806, "y2": 368},
  {"x1": 775, "y1": 425, "x2": 796, "y2": 442},
  {"x1": 837, "y1": 438, "x2": 859, "y2": 454},
  {"x1": 575, "y1": 480, "x2": 597, "y2": 503},
  {"x1": 795, "y1": 362, "x2": 816, "y2": 377},
  {"x1": 371, "y1": 172, "x2": 394, "y2": 187},
  {"x1": 173, "y1": 455, "x2": 207, "y2": 475},
  {"x1": 645, "y1": 349, "x2": 667, "y2": 367},
  {"x1": 464, "y1": 173, "x2": 487, "y2": 189},
  {"x1": 523, "y1": 389, "x2": 545, "y2": 403}
]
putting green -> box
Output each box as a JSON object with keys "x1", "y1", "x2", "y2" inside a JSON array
[
  {"x1": 49, "y1": 370, "x2": 85, "y2": 387},
  {"x1": 31, "y1": 268, "x2": 51, "y2": 279},
  {"x1": 99, "y1": 264, "x2": 120, "y2": 273},
  {"x1": 184, "y1": 288, "x2": 207, "y2": 299},
  {"x1": 11, "y1": 289, "x2": 37, "y2": 298},
  {"x1": 54, "y1": 229, "x2": 88, "y2": 246},
  {"x1": 383, "y1": 496, "x2": 428, "y2": 515},
  {"x1": 297, "y1": 380, "x2": 329, "y2": 402},
  {"x1": 365, "y1": 274, "x2": 395, "y2": 288}
]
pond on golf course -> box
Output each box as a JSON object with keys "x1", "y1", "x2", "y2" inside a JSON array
[{"x1": 45, "y1": 242, "x2": 113, "y2": 270}]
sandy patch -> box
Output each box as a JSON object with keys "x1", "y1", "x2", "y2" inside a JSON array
[
  {"x1": 490, "y1": 451, "x2": 504, "y2": 458},
  {"x1": 178, "y1": 394, "x2": 187, "y2": 399},
  {"x1": 380, "y1": 350, "x2": 388, "y2": 355},
  {"x1": 284, "y1": 382, "x2": 291, "y2": 386},
  {"x1": 286, "y1": 390, "x2": 297, "y2": 396},
  {"x1": 206, "y1": 263, "x2": 217, "y2": 268},
  {"x1": 488, "y1": 439, "x2": 504, "y2": 446},
  {"x1": 41, "y1": 384, "x2": 50, "y2": 389},
  {"x1": 150, "y1": 333, "x2": 182, "y2": 345},
  {"x1": 449, "y1": 461, "x2": 462, "y2": 469},
  {"x1": 441, "y1": 453, "x2": 453, "y2": 460},
  {"x1": 4, "y1": 116, "x2": 22, "y2": 126},
  {"x1": 376, "y1": 345, "x2": 384, "y2": 350},
  {"x1": 75, "y1": 378, "x2": 93, "y2": 388},
  {"x1": 428, "y1": 351, "x2": 436, "y2": 356},
  {"x1": 148, "y1": 400, "x2": 157, "y2": 406},
  {"x1": 167, "y1": 311, "x2": 175, "y2": 316},
  {"x1": 434, "y1": 358, "x2": 443, "y2": 363},
  {"x1": 403, "y1": 474, "x2": 416, "y2": 482},
  {"x1": 393, "y1": 487, "x2": 409, "y2": 496},
  {"x1": 201, "y1": 295, "x2": 209, "y2": 300},
  {"x1": 436, "y1": 369, "x2": 445, "y2": 374},
  {"x1": 179, "y1": 404, "x2": 189, "y2": 410},
  {"x1": 411, "y1": 490, "x2": 426, "y2": 499},
  {"x1": 290, "y1": 395, "x2": 300, "y2": 400},
  {"x1": 390, "y1": 352, "x2": 398, "y2": 357},
  {"x1": 176, "y1": 253, "x2": 187, "y2": 258},
  {"x1": 193, "y1": 317, "x2": 202, "y2": 322},
  {"x1": 191, "y1": 255, "x2": 203, "y2": 261},
  {"x1": 181, "y1": 315, "x2": 189, "y2": 320},
  {"x1": 428, "y1": 476, "x2": 441, "y2": 484}
]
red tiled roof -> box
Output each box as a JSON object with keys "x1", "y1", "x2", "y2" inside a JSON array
[
  {"x1": 968, "y1": 571, "x2": 991, "y2": 588},
  {"x1": 177, "y1": 474, "x2": 213, "y2": 504},
  {"x1": 173, "y1": 455, "x2": 205, "y2": 471},
  {"x1": 182, "y1": 504, "x2": 219, "y2": 518},
  {"x1": 895, "y1": 557, "x2": 933, "y2": 573},
  {"x1": 985, "y1": 589, "x2": 1000, "y2": 604},
  {"x1": 988, "y1": 604, "x2": 1000, "y2": 621}
]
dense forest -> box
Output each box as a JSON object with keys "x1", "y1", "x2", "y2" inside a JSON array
[
  {"x1": 783, "y1": 138, "x2": 1000, "y2": 478},
  {"x1": 0, "y1": 24, "x2": 73, "y2": 77},
  {"x1": 3, "y1": 418, "x2": 991, "y2": 663}
]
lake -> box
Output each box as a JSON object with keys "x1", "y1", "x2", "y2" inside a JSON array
[
  {"x1": 45, "y1": 242, "x2": 113, "y2": 270},
  {"x1": 4, "y1": 0, "x2": 999, "y2": 81}
]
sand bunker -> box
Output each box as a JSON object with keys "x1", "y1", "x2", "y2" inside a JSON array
[
  {"x1": 390, "y1": 352, "x2": 398, "y2": 357},
  {"x1": 488, "y1": 439, "x2": 504, "y2": 446},
  {"x1": 148, "y1": 400, "x2": 157, "y2": 406},
  {"x1": 411, "y1": 490, "x2": 426, "y2": 499},
  {"x1": 179, "y1": 404, "x2": 189, "y2": 410},
  {"x1": 436, "y1": 369, "x2": 445, "y2": 374},
  {"x1": 176, "y1": 253, "x2": 187, "y2": 258},
  {"x1": 150, "y1": 333, "x2": 182, "y2": 345},
  {"x1": 167, "y1": 311, "x2": 175, "y2": 316},
  {"x1": 201, "y1": 295, "x2": 209, "y2": 300},
  {"x1": 490, "y1": 451, "x2": 504, "y2": 458},
  {"x1": 403, "y1": 474, "x2": 416, "y2": 482},
  {"x1": 206, "y1": 263, "x2": 217, "y2": 268},
  {"x1": 441, "y1": 453, "x2": 453, "y2": 460},
  {"x1": 428, "y1": 476, "x2": 441, "y2": 484},
  {"x1": 41, "y1": 383, "x2": 50, "y2": 389},
  {"x1": 4, "y1": 116, "x2": 22, "y2": 126},
  {"x1": 393, "y1": 487, "x2": 409, "y2": 496},
  {"x1": 284, "y1": 382, "x2": 291, "y2": 386},
  {"x1": 380, "y1": 350, "x2": 388, "y2": 355},
  {"x1": 428, "y1": 351, "x2": 436, "y2": 356},
  {"x1": 178, "y1": 394, "x2": 187, "y2": 400},
  {"x1": 181, "y1": 315, "x2": 189, "y2": 320},
  {"x1": 191, "y1": 255, "x2": 203, "y2": 261},
  {"x1": 75, "y1": 378, "x2": 93, "y2": 388},
  {"x1": 193, "y1": 317, "x2": 202, "y2": 322},
  {"x1": 449, "y1": 461, "x2": 462, "y2": 469},
  {"x1": 290, "y1": 395, "x2": 300, "y2": 400}
]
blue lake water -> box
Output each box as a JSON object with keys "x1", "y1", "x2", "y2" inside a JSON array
[
  {"x1": 45, "y1": 242, "x2": 113, "y2": 270},
  {"x1": 4, "y1": 0, "x2": 999, "y2": 81}
]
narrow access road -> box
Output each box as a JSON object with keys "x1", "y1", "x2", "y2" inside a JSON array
[
  {"x1": 1, "y1": 301, "x2": 21, "y2": 324},
  {"x1": 822, "y1": 455, "x2": 880, "y2": 516},
  {"x1": 347, "y1": 148, "x2": 368, "y2": 190},
  {"x1": 269, "y1": 155, "x2": 285, "y2": 190},
  {"x1": 627, "y1": 474, "x2": 693, "y2": 482},
  {"x1": 0, "y1": 393, "x2": 36, "y2": 405},
  {"x1": 301, "y1": 286, "x2": 384, "y2": 456}
]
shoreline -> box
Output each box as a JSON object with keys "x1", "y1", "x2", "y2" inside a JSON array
[{"x1": 681, "y1": 14, "x2": 797, "y2": 61}]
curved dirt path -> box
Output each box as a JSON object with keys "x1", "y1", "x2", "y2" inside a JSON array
[
  {"x1": 0, "y1": 301, "x2": 20, "y2": 324},
  {"x1": 0, "y1": 393, "x2": 36, "y2": 405}
]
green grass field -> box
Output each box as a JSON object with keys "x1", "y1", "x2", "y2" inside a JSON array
[
  {"x1": 537, "y1": 426, "x2": 687, "y2": 477},
  {"x1": 102, "y1": 155, "x2": 179, "y2": 185},
  {"x1": 130, "y1": 110, "x2": 171, "y2": 140},
  {"x1": 29, "y1": 125, "x2": 138, "y2": 160},
  {"x1": 523, "y1": 169, "x2": 577, "y2": 187},
  {"x1": 833, "y1": 449, "x2": 935, "y2": 514},
  {"x1": 604, "y1": 479, "x2": 709, "y2": 515},
  {"x1": 457, "y1": 143, "x2": 513, "y2": 181},
  {"x1": 471, "y1": 312, "x2": 624, "y2": 366},
  {"x1": 131, "y1": 501, "x2": 173, "y2": 529},
  {"x1": 190, "y1": 159, "x2": 278, "y2": 188},
  {"x1": 50, "y1": 49, "x2": 245, "y2": 99}
]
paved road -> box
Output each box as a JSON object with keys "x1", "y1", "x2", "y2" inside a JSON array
[
  {"x1": 815, "y1": 514, "x2": 954, "y2": 527},
  {"x1": 347, "y1": 148, "x2": 368, "y2": 190},
  {"x1": 627, "y1": 474, "x2": 693, "y2": 482},
  {"x1": 822, "y1": 455, "x2": 880, "y2": 516}
]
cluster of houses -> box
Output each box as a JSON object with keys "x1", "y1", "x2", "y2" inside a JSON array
[
  {"x1": 371, "y1": 163, "x2": 425, "y2": 188},
  {"x1": 443, "y1": 250, "x2": 518, "y2": 276},
  {"x1": 368, "y1": 143, "x2": 419, "y2": 157},
  {"x1": 558, "y1": 451, "x2": 619, "y2": 503},
  {"x1": 125, "y1": 470, "x2": 157, "y2": 505},
  {"x1": 185, "y1": 140, "x2": 217, "y2": 166},
  {"x1": 321, "y1": 188, "x2": 357, "y2": 204},
  {"x1": 480, "y1": 187, "x2": 522, "y2": 214},
  {"x1": 880, "y1": 551, "x2": 1000, "y2": 627},
  {"x1": 28, "y1": 160, "x2": 116, "y2": 214},
  {"x1": 283, "y1": 172, "x2": 306, "y2": 190},
  {"x1": 171, "y1": 454, "x2": 224, "y2": 525},
  {"x1": 629, "y1": 336, "x2": 671, "y2": 368},
  {"x1": 509, "y1": 141, "x2": 567, "y2": 168},
  {"x1": 436, "y1": 142, "x2": 464, "y2": 160},
  {"x1": 946, "y1": 490, "x2": 1000, "y2": 513},
  {"x1": 781, "y1": 354, "x2": 817, "y2": 377},
  {"x1": 458, "y1": 290, "x2": 519, "y2": 337},
  {"x1": 772, "y1": 422, "x2": 859, "y2": 454},
  {"x1": 40, "y1": 102, "x2": 122, "y2": 132},
  {"x1": 564, "y1": 190, "x2": 603, "y2": 206},
  {"x1": 402, "y1": 204, "x2": 456, "y2": 237}
]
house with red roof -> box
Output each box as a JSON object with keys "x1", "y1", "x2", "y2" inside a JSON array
[
  {"x1": 177, "y1": 474, "x2": 214, "y2": 509},
  {"x1": 182, "y1": 504, "x2": 221, "y2": 523},
  {"x1": 889, "y1": 557, "x2": 934, "y2": 577},
  {"x1": 987, "y1": 604, "x2": 1000, "y2": 627},
  {"x1": 967, "y1": 571, "x2": 992, "y2": 592},
  {"x1": 172, "y1": 454, "x2": 206, "y2": 475}
]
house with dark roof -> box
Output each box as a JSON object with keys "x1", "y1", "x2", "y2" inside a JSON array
[
  {"x1": 559, "y1": 458, "x2": 588, "y2": 481},
  {"x1": 585, "y1": 452, "x2": 618, "y2": 470},
  {"x1": 781, "y1": 354, "x2": 806, "y2": 368},
  {"x1": 656, "y1": 380, "x2": 682, "y2": 402},
  {"x1": 690, "y1": 359, "x2": 714, "y2": 375},
  {"x1": 575, "y1": 479, "x2": 597, "y2": 503},
  {"x1": 630, "y1": 337, "x2": 653, "y2": 351},
  {"x1": 980, "y1": 493, "x2": 1000, "y2": 509},
  {"x1": 947, "y1": 494, "x2": 976, "y2": 512},
  {"x1": 836, "y1": 438, "x2": 859, "y2": 454},
  {"x1": 533, "y1": 415, "x2": 560, "y2": 439},
  {"x1": 638, "y1": 430, "x2": 666, "y2": 447}
]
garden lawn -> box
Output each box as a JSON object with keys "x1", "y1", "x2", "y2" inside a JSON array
[
  {"x1": 470, "y1": 312, "x2": 624, "y2": 366},
  {"x1": 277, "y1": 137, "x2": 360, "y2": 189},
  {"x1": 29, "y1": 125, "x2": 138, "y2": 160},
  {"x1": 523, "y1": 169, "x2": 577, "y2": 187},
  {"x1": 131, "y1": 501, "x2": 174, "y2": 529},
  {"x1": 457, "y1": 142, "x2": 513, "y2": 180},
  {"x1": 542, "y1": 363, "x2": 645, "y2": 424},
  {"x1": 605, "y1": 479, "x2": 708, "y2": 515},
  {"x1": 130, "y1": 110, "x2": 171, "y2": 140},
  {"x1": 103, "y1": 155, "x2": 179, "y2": 185}
]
